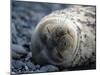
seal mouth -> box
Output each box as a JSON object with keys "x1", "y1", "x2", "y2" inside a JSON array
[{"x1": 47, "y1": 47, "x2": 64, "y2": 64}]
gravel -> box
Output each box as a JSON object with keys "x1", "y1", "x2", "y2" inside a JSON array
[
  {"x1": 11, "y1": 1, "x2": 67, "y2": 74},
  {"x1": 11, "y1": 59, "x2": 59, "y2": 74}
]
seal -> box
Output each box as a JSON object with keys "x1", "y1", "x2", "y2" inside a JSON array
[{"x1": 30, "y1": 5, "x2": 96, "y2": 68}]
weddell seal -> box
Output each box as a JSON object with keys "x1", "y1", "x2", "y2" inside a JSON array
[{"x1": 30, "y1": 5, "x2": 96, "y2": 68}]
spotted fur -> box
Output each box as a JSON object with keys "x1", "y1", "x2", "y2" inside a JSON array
[{"x1": 31, "y1": 5, "x2": 96, "y2": 68}]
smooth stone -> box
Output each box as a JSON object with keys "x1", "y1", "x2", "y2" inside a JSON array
[
  {"x1": 40, "y1": 65, "x2": 59, "y2": 72},
  {"x1": 12, "y1": 44, "x2": 28, "y2": 59}
]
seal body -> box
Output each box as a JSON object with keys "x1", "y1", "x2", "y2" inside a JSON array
[{"x1": 31, "y1": 5, "x2": 96, "y2": 67}]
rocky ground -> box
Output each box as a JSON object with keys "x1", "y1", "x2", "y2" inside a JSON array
[
  {"x1": 11, "y1": 1, "x2": 70, "y2": 74},
  {"x1": 11, "y1": 1, "x2": 96, "y2": 74}
]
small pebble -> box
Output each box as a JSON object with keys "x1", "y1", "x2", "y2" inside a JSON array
[
  {"x1": 25, "y1": 61, "x2": 36, "y2": 71},
  {"x1": 35, "y1": 65, "x2": 40, "y2": 69}
]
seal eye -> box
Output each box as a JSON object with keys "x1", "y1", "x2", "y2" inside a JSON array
[{"x1": 40, "y1": 33, "x2": 47, "y2": 45}]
